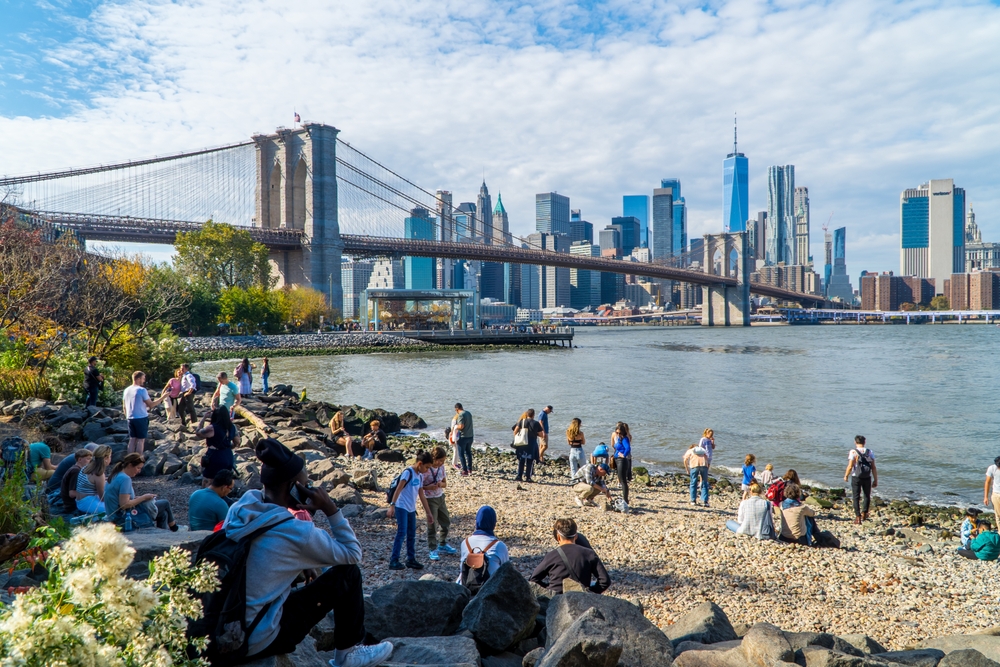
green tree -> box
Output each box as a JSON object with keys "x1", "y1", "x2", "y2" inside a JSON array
[
  {"x1": 175, "y1": 220, "x2": 274, "y2": 292},
  {"x1": 218, "y1": 287, "x2": 284, "y2": 333},
  {"x1": 930, "y1": 295, "x2": 950, "y2": 310}
]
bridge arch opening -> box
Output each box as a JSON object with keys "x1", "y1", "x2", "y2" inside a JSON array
[
  {"x1": 292, "y1": 158, "x2": 307, "y2": 230},
  {"x1": 729, "y1": 246, "x2": 740, "y2": 278},
  {"x1": 269, "y1": 161, "x2": 283, "y2": 229},
  {"x1": 713, "y1": 248, "x2": 724, "y2": 277}
]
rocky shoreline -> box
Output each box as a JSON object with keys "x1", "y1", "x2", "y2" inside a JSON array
[{"x1": 2, "y1": 389, "x2": 1000, "y2": 662}]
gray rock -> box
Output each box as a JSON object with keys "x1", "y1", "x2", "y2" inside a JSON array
[
  {"x1": 56, "y1": 422, "x2": 83, "y2": 439},
  {"x1": 879, "y1": 650, "x2": 945, "y2": 667},
  {"x1": 125, "y1": 529, "x2": 212, "y2": 563},
  {"x1": 483, "y1": 653, "x2": 524, "y2": 667},
  {"x1": 798, "y1": 647, "x2": 892, "y2": 667},
  {"x1": 916, "y1": 637, "x2": 1000, "y2": 663},
  {"x1": 364, "y1": 580, "x2": 471, "y2": 641},
  {"x1": 339, "y1": 505, "x2": 362, "y2": 518},
  {"x1": 352, "y1": 468, "x2": 379, "y2": 490},
  {"x1": 938, "y1": 650, "x2": 1000, "y2": 667},
  {"x1": 538, "y1": 607, "x2": 623, "y2": 667},
  {"x1": 157, "y1": 453, "x2": 184, "y2": 476},
  {"x1": 6, "y1": 575, "x2": 40, "y2": 589},
  {"x1": 524, "y1": 648, "x2": 546, "y2": 667},
  {"x1": 306, "y1": 458, "x2": 339, "y2": 479},
  {"x1": 375, "y1": 449, "x2": 405, "y2": 463},
  {"x1": 308, "y1": 611, "x2": 337, "y2": 651},
  {"x1": 546, "y1": 591, "x2": 673, "y2": 667},
  {"x1": 383, "y1": 636, "x2": 480, "y2": 667},
  {"x1": 742, "y1": 623, "x2": 795, "y2": 667},
  {"x1": 664, "y1": 601, "x2": 738, "y2": 647},
  {"x1": 274, "y1": 636, "x2": 333, "y2": 667},
  {"x1": 461, "y1": 562, "x2": 540, "y2": 652},
  {"x1": 675, "y1": 641, "x2": 743, "y2": 655},
  {"x1": 840, "y1": 635, "x2": 888, "y2": 655},
  {"x1": 328, "y1": 485, "x2": 361, "y2": 506},
  {"x1": 320, "y1": 471, "x2": 352, "y2": 488},
  {"x1": 82, "y1": 422, "x2": 109, "y2": 442},
  {"x1": 786, "y1": 633, "x2": 865, "y2": 657}
]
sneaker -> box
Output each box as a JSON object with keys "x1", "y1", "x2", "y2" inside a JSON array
[
  {"x1": 513, "y1": 477, "x2": 523, "y2": 482},
  {"x1": 461, "y1": 470, "x2": 469, "y2": 477},
  {"x1": 388, "y1": 560, "x2": 405, "y2": 571},
  {"x1": 428, "y1": 549, "x2": 440, "y2": 561},
  {"x1": 690, "y1": 500, "x2": 697, "y2": 505},
  {"x1": 585, "y1": 500, "x2": 598, "y2": 507},
  {"x1": 405, "y1": 559, "x2": 424, "y2": 570},
  {"x1": 439, "y1": 544, "x2": 457, "y2": 555},
  {"x1": 331, "y1": 641, "x2": 394, "y2": 667},
  {"x1": 575, "y1": 497, "x2": 585, "y2": 507}
]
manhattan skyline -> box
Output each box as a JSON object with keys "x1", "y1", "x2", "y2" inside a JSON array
[{"x1": 2, "y1": 0, "x2": 999, "y2": 274}]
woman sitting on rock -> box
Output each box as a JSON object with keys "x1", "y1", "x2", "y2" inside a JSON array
[
  {"x1": 104, "y1": 452, "x2": 178, "y2": 531},
  {"x1": 329, "y1": 411, "x2": 356, "y2": 456},
  {"x1": 75, "y1": 445, "x2": 111, "y2": 515},
  {"x1": 726, "y1": 482, "x2": 776, "y2": 540},
  {"x1": 195, "y1": 406, "x2": 241, "y2": 487}
]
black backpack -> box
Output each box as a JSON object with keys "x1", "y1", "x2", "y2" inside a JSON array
[
  {"x1": 460, "y1": 536, "x2": 498, "y2": 595},
  {"x1": 853, "y1": 449, "x2": 873, "y2": 477},
  {"x1": 187, "y1": 517, "x2": 293, "y2": 666},
  {"x1": 385, "y1": 468, "x2": 414, "y2": 505}
]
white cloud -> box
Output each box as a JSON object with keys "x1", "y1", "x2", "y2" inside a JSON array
[{"x1": 2, "y1": 0, "x2": 999, "y2": 277}]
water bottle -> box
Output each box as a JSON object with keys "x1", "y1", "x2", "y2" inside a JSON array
[{"x1": 124, "y1": 510, "x2": 133, "y2": 533}]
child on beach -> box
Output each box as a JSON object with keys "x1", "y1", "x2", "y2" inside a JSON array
[
  {"x1": 423, "y1": 446, "x2": 455, "y2": 561},
  {"x1": 757, "y1": 464, "x2": 774, "y2": 488},
  {"x1": 741, "y1": 455, "x2": 756, "y2": 500},
  {"x1": 960, "y1": 508, "x2": 983, "y2": 550}
]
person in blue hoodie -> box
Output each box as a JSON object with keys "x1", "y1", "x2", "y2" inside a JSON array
[{"x1": 223, "y1": 438, "x2": 392, "y2": 667}]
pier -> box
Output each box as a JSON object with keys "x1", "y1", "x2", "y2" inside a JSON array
[{"x1": 389, "y1": 328, "x2": 574, "y2": 347}]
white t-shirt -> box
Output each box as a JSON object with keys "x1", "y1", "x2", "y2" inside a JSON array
[
  {"x1": 987, "y1": 465, "x2": 1000, "y2": 494},
  {"x1": 848, "y1": 447, "x2": 874, "y2": 477},
  {"x1": 394, "y1": 467, "x2": 422, "y2": 513},
  {"x1": 122, "y1": 385, "x2": 150, "y2": 420}
]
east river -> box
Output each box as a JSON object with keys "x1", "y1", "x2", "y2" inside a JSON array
[{"x1": 197, "y1": 324, "x2": 1000, "y2": 506}]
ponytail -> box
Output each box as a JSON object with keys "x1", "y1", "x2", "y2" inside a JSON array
[
  {"x1": 414, "y1": 449, "x2": 434, "y2": 465},
  {"x1": 110, "y1": 453, "x2": 144, "y2": 480}
]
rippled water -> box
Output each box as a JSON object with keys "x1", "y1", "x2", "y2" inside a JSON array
[{"x1": 197, "y1": 325, "x2": 1000, "y2": 506}]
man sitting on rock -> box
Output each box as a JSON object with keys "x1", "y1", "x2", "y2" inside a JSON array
[
  {"x1": 361, "y1": 420, "x2": 388, "y2": 459},
  {"x1": 571, "y1": 462, "x2": 612, "y2": 507},
  {"x1": 223, "y1": 438, "x2": 392, "y2": 667},
  {"x1": 530, "y1": 518, "x2": 611, "y2": 594},
  {"x1": 188, "y1": 469, "x2": 235, "y2": 531}
]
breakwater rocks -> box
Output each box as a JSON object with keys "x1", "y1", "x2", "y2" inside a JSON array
[{"x1": 182, "y1": 331, "x2": 433, "y2": 357}]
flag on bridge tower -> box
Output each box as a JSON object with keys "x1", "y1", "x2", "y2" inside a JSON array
[{"x1": 294, "y1": 111, "x2": 301, "y2": 124}]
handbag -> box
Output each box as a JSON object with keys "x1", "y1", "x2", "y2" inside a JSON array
[{"x1": 512, "y1": 419, "x2": 530, "y2": 447}]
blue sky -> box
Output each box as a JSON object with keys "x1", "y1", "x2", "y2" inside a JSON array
[{"x1": 2, "y1": 0, "x2": 1000, "y2": 273}]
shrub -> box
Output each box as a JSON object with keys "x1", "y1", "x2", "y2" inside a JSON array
[
  {"x1": 47, "y1": 346, "x2": 117, "y2": 406},
  {"x1": 0, "y1": 453, "x2": 38, "y2": 534},
  {"x1": 0, "y1": 369, "x2": 50, "y2": 401},
  {"x1": 0, "y1": 522, "x2": 219, "y2": 667}
]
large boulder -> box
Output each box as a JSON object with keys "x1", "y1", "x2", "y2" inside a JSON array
[
  {"x1": 375, "y1": 449, "x2": 405, "y2": 463},
  {"x1": 741, "y1": 624, "x2": 795, "y2": 667},
  {"x1": 364, "y1": 580, "x2": 471, "y2": 641},
  {"x1": 665, "y1": 602, "x2": 738, "y2": 647},
  {"x1": 939, "y1": 650, "x2": 1000, "y2": 667},
  {"x1": 399, "y1": 411, "x2": 427, "y2": 429},
  {"x1": 342, "y1": 405, "x2": 401, "y2": 435},
  {"x1": 383, "y1": 636, "x2": 480, "y2": 666},
  {"x1": 56, "y1": 422, "x2": 83, "y2": 440},
  {"x1": 798, "y1": 647, "x2": 892, "y2": 667},
  {"x1": 538, "y1": 607, "x2": 623, "y2": 667},
  {"x1": 877, "y1": 650, "x2": 945, "y2": 667},
  {"x1": 546, "y1": 592, "x2": 673, "y2": 667},
  {"x1": 82, "y1": 422, "x2": 109, "y2": 442},
  {"x1": 328, "y1": 485, "x2": 361, "y2": 506},
  {"x1": 916, "y1": 637, "x2": 1000, "y2": 663},
  {"x1": 786, "y1": 633, "x2": 865, "y2": 657},
  {"x1": 352, "y1": 468, "x2": 379, "y2": 490},
  {"x1": 461, "y1": 562, "x2": 540, "y2": 652},
  {"x1": 839, "y1": 636, "x2": 888, "y2": 655}
]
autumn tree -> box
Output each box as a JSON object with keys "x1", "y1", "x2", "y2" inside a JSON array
[
  {"x1": 280, "y1": 286, "x2": 333, "y2": 330},
  {"x1": 175, "y1": 221, "x2": 274, "y2": 292}
]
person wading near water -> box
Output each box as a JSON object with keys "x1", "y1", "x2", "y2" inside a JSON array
[{"x1": 844, "y1": 435, "x2": 877, "y2": 524}]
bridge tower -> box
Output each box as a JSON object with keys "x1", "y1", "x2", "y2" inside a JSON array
[
  {"x1": 701, "y1": 232, "x2": 750, "y2": 326},
  {"x1": 253, "y1": 123, "x2": 344, "y2": 312}
]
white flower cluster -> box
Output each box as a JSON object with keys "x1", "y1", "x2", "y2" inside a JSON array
[{"x1": 0, "y1": 522, "x2": 219, "y2": 667}]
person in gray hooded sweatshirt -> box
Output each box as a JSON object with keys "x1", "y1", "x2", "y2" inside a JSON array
[{"x1": 223, "y1": 438, "x2": 393, "y2": 667}]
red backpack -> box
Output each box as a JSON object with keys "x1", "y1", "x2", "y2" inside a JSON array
[{"x1": 765, "y1": 479, "x2": 785, "y2": 505}]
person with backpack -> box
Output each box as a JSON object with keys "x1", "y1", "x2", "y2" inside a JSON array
[
  {"x1": 457, "y1": 506, "x2": 509, "y2": 594},
  {"x1": 387, "y1": 450, "x2": 435, "y2": 571},
  {"x1": 215, "y1": 438, "x2": 393, "y2": 667},
  {"x1": 529, "y1": 518, "x2": 611, "y2": 594},
  {"x1": 843, "y1": 435, "x2": 877, "y2": 524},
  {"x1": 423, "y1": 447, "x2": 455, "y2": 561},
  {"x1": 765, "y1": 474, "x2": 786, "y2": 507}
]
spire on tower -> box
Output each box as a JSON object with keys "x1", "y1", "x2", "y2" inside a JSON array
[{"x1": 733, "y1": 113, "x2": 738, "y2": 154}]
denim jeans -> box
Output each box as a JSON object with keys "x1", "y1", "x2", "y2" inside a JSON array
[
  {"x1": 457, "y1": 437, "x2": 474, "y2": 473},
  {"x1": 569, "y1": 448, "x2": 586, "y2": 478},
  {"x1": 391, "y1": 508, "x2": 417, "y2": 563},
  {"x1": 262, "y1": 373, "x2": 269, "y2": 394},
  {"x1": 725, "y1": 519, "x2": 740, "y2": 533},
  {"x1": 690, "y1": 466, "x2": 709, "y2": 504}
]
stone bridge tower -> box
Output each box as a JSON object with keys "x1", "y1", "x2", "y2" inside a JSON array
[
  {"x1": 701, "y1": 232, "x2": 750, "y2": 326},
  {"x1": 253, "y1": 123, "x2": 343, "y2": 312}
]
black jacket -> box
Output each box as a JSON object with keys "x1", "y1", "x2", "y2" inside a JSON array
[{"x1": 529, "y1": 542, "x2": 611, "y2": 594}]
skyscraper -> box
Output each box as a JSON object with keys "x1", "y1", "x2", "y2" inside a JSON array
[
  {"x1": 622, "y1": 195, "x2": 649, "y2": 247},
  {"x1": 454, "y1": 202, "x2": 476, "y2": 240},
  {"x1": 477, "y1": 181, "x2": 493, "y2": 241},
  {"x1": 651, "y1": 187, "x2": 674, "y2": 262},
  {"x1": 536, "y1": 193, "x2": 571, "y2": 236},
  {"x1": 404, "y1": 208, "x2": 435, "y2": 289},
  {"x1": 610, "y1": 216, "x2": 640, "y2": 255},
  {"x1": 827, "y1": 227, "x2": 854, "y2": 302},
  {"x1": 766, "y1": 165, "x2": 795, "y2": 265},
  {"x1": 794, "y1": 186, "x2": 810, "y2": 266},
  {"x1": 748, "y1": 211, "x2": 766, "y2": 265},
  {"x1": 660, "y1": 179, "x2": 687, "y2": 256},
  {"x1": 570, "y1": 209, "x2": 593, "y2": 244},
  {"x1": 900, "y1": 179, "x2": 966, "y2": 293},
  {"x1": 436, "y1": 190, "x2": 453, "y2": 288},
  {"x1": 723, "y1": 120, "x2": 749, "y2": 232},
  {"x1": 823, "y1": 227, "x2": 833, "y2": 296},
  {"x1": 570, "y1": 241, "x2": 601, "y2": 309},
  {"x1": 492, "y1": 194, "x2": 510, "y2": 244},
  {"x1": 527, "y1": 232, "x2": 569, "y2": 308},
  {"x1": 341, "y1": 259, "x2": 374, "y2": 319}
]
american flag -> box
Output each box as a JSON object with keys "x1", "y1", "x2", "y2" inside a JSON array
[{"x1": 294, "y1": 112, "x2": 301, "y2": 123}]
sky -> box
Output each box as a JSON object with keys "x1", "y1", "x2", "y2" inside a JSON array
[{"x1": 2, "y1": 0, "x2": 999, "y2": 275}]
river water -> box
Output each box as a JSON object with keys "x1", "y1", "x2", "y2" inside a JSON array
[{"x1": 197, "y1": 325, "x2": 1000, "y2": 506}]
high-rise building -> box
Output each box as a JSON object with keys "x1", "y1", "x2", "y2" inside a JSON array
[
  {"x1": 527, "y1": 232, "x2": 570, "y2": 308},
  {"x1": 661, "y1": 179, "x2": 688, "y2": 256},
  {"x1": 341, "y1": 259, "x2": 374, "y2": 319},
  {"x1": 823, "y1": 227, "x2": 832, "y2": 295},
  {"x1": 477, "y1": 181, "x2": 493, "y2": 242},
  {"x1": 436, "y1": 190, "x2": 453, "y2": 288},
  {"x1": 747, "y1": 211, "x2": 766, "y2": 266},
  {"x1": 569, "y1": 242, "x2": 602, "y2": 309},
  {"x1": 723, "y1": 120, "x2": 749, "y2": 232},
  {"x1": 900, "y1": 179, "x2": 966, "y2": 294},
  {"x1": 827, "y1": 227, "x2": 854, "y2": 302},
  {"x1": 966, "y1": 206, "x2": 981, "y2": 244},
  {"x1": 963, "y1": 208, "x2": 1000, "y2": 271},
  {"x1": 794, "y1": 186, "x2": 810, "y2": 266},
  {"x1": 766, "y1": 165, "x2": 795, "y2": 265},
  {"x1": 599, "y1": 226, "x2": 622, "y2": 256},
  {"x1": 519, "y1": 259, "x2": 540, "y2": 310},
  {"x1": 480, "y1": 262, "x2": 505, "y2": 301},
  {"x1": 569, "y1": 209, "x2": 593, "y2": 244},
  {"x1": 404, "y1": 208, "x2": 435, "y2": 289},
  {"x1": 651, "y1": 187, "x2": 674, "y2": 261},
  {"x1": 454, "y1": 202, "x2": 476, "y2": 241},
  {"x1": 492, "y1": 194, "x2": 510, "y2": 244},
  {"x1": 536, "y1": 193, "x2": 570, "y2": 236},
  {"x1": 622, "y1": 195, "x2": 650, "y2": 247},
  {"x1": 366, "y1": 258, "x2": 405, "y2": 290},
  {"x1": 610, "y1": 216, "x2": 641, "y2": 255}
]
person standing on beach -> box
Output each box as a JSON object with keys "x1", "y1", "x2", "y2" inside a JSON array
[
  {"x1": 261, "y1": 357, "x2": 271, "y2": 394},
  {"x1": 179, "y1": 363, "x2": 199, "y2": 427},
  {"x1": 699, "y1": 429, "x2": 716, "y2": 466},
  {"x1": 538, "y1": 406, "x2": 553, "y2": 463},
  {"x1": 83, "y1": 356, "x2": 104, "y2": 408},
  {"x1": 566, "y1": 418, "x2": 586, "y2": 479},
  {"x1": 844, "y1": 435, "x2": 877, "y2": 524},
  {"x1": 741, "y1": 455, "x2": 757, "y2": 500},
  {"x1": 453, "y1": 403, "x2": 474, "y2": 476},
  {"x1": 512, "y1": 410, "x2": 543, "y2": 483},
  {"x1": 387, "y1": 450, "x2": 435, "y2": 571},
  {"x1": 123, "y1": 371, "x2": 165, "y2": 455},
  {"x1": 983, "y1": 456, "x2": 1000, "y2": 530},
  {"x1": 423, "y1": 447, "x2": 455, "y2": 561},
  {"x1": 235, "y1": 358, "x2": 253, "y2": 397},
  {"x1": 211, "y1": 371, "x2": 242, "y2": 414},
  {"x1": 611, "y1": 422, "x2": 633, "y2": 504},
  {"x1": 684, "y1": 442, "x2": 710, "y2": 507}
]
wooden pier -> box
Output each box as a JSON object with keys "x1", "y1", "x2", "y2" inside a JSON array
[{"x1": 389, "y1": 328, "x2": 574, "y2": 347}]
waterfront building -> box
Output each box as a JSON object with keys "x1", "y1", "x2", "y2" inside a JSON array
[
  {"x1": 515, "y1": 308, "x2": 543, "y2": 324},
  {"x1": 480, "y1": 299, "x2": 518, "y2": 324},
  {"x1": 766, "y1": 165, "x2": 795, "y2": 265},
  {"x1": 723, "y1": 123, "x2": 749, "y2": 233},
  {"x1": 404, "y1": 208, "x2": 435, "y2": 289},
  {"x1": 569, "y1": 242, "x2": 602, "y2": 309},
  {"x1": 341, "y1": 259, "x2": 374, "y2": 319},
  {"x1": 794, "y1": 186, "x2": 810, "y2": 266},
  {"x1": 622, "y1": 195, "x2": 649, "y2": 247},
  {"x1": 860, "y1": 272, "x2": 936, "y2": 310},
  {"x1": 610, "y1": 216, "x2": 641, "y2": 256},
  {"x1": 477, "y1": 181, "x2": 493, "y2": 242},
  {"x1": 827, "y1": 227, "x2": 854, "y2": 303},
  {"x1": 750, "y1": 263, "x2": 823, "y2": 296},
  {"x1": 944, "y1": 272, "x2": 1000, "y2": 310},
  {"x1": 536, "y1": 192, "x2": 571, "y2": 236},
  {"x1": 651, "y1": 187, "x2": 674, "y2": 262},
  {"x1": 900, "y1": 179, "x2": 966, "y2": 294},
  {"x1": 570, "y1": 209, "x2": 594, "y2": 244}
]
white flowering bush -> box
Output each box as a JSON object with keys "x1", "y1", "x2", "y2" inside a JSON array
[
  {"x1": 0, "y1": 522, "x2": 218, "y2": 667},
  {"x1": 47, "y1": 346, "x2": 118, "y2": 406}
]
